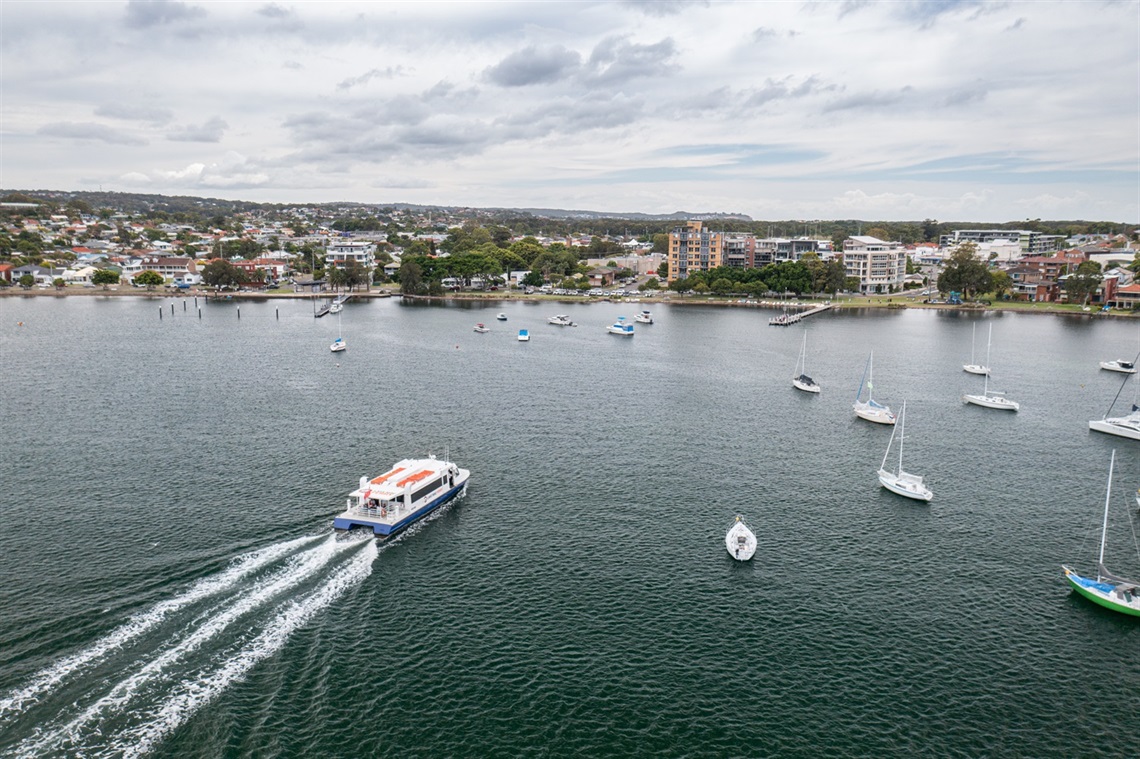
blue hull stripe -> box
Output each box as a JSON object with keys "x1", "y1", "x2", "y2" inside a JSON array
[{"x1": 333, "y1": 482, "x2": 465, "y2": 536}]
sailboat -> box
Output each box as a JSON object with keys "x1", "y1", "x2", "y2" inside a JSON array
[
  {"x1": 1061, "y1": 451, "x2": 1140, "y2": 617},
  {"x1": 792, "y1": 332, "x2": 820, "y2": 393},
  {"x1": 1089, "y1": 363, "x2": 1140, "y2": 440},
  {"x1": 962, "y1": 325, "x2": 1018, "y2": 410},
  {"x1": 330, "y1": 307, "x2": 346, "y2": 352},
  {"x1": 963, "y1": 323, "x2": 990, "y2": 375},
  {"x1": 877, "y1": 401, "x2": 932, "y2": 501},
  {"x1": 725, "y1": 515, "x2": 757, "y2": 561},
  {"x1": 853, "y1": 351, "x2": 896, "y2": 424}
]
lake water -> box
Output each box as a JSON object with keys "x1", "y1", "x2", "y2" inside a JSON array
[{"x1": 1, "y1": 295, "x2": 1138, "y2": 757}]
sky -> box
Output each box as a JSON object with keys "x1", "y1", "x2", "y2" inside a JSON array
[{"x1": 2, "y1": 0, "x2": 1138, "y2": 222}]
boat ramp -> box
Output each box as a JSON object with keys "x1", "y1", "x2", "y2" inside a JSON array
[{"x1": 768, "y1": 302, "x2": 833, "y2": 326}]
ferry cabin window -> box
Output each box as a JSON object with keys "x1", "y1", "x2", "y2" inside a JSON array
[{"x1": 409, "y1": 478, "x2": 442, "y2": 504}]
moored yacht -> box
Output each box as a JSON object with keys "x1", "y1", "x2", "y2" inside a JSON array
[
  {"x1": 330, "y1": 337, "x2": 346, "y2": 353},
  {"x1": 1089, "y1": 405, "x2": 1140, "y2": 440},
  {"x1": 634, "y1": 310, "x2": 653, "y2": 324},
  {"x1": 473, "y1": 323, "x2": 490, "y2": 333},
  {"x1": 1100, "y1": 359, "x2": 1137, "y2": 374},
  {"x1": 496, "y1": 313, "x2": 508, "y2": 321},
  {"x1": 725, "y1": 515, "x2": 757, "y2": 561},
  {"x1": 334, "y1": 456, "x2": 470, "y2": 538},
  {"x1": 518, "y1": 329, "x2": 530, "y2": 341},
  {"x1": 548, "y1": 314, "x2": 575, "y2": 326},
  {"x1": 607, "y1": 316, "x2": 634, "y2": 336}
]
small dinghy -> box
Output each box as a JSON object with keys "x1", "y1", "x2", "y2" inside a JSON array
[{"x1": 725, "y1": 515, "x2": 757, "y2": 561}]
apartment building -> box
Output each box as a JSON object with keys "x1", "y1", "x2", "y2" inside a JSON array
[
  {"x1": 842, "y1": 236, "x2": 905, "y2": 293},
  {"x1": 667, "y1": 221, "x2": 722, "y2": 282},
  {"x1": 326, "y1": 240, "x2": 376, "y2": 271},
  {"x1": 939, "y1": 229, "x2": 1064, "y2": 255}
]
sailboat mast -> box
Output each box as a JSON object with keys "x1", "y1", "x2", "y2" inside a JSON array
[
  {"x1": 856, "y1": 352, "x2": 871, "y2": 402},
  {"x1": 970, "y1": 324, "x2": 976, "y2": 364},
  {"x1": 1099, "y1": 450, "x2": 1115, "y2": 575},
  {"x1": 898, "y1": 400, "x2": 906, "y2": 472},
  {"x1": 880, "y1": 417, "x2": 897, "y2": 471}
]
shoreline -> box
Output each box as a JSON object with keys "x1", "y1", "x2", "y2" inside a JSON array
[{"x1": 1, "y1": 287, "x2": 1135, "y2": 318}]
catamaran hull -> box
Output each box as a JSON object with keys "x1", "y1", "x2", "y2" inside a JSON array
[
  {"x1": 962, "y1": 394, "x2": 1019, "y2": 411},
  {"x1": 334, "y1": 477, "x2": 468, "y2": 538},
  {"x1": 1088, "y1": 419, "x2": 1140, "y2": 440},
  {"x1": 1062, "y1": 567, "x2": 1140, "y2": 617}
]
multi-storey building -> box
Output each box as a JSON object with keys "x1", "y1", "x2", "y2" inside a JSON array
[
  {"x1": 667, "y1": 221, "x2": 722, "y2": 282},
  {"x1": 939, "y1": 229, "x2": 1064, "y2": 255},
  {"x1": 842, "y1": 236, "x2": 905, "y2": 293},
  {"x1": 325, "y1": 240, "x2": 376, "y2": 271},
  {"x1": 754, "y1": 237, "x2": 822, "y2": 267},
  {"x1": 722, "y1": 234, "x2": 756, "y2": 268}
]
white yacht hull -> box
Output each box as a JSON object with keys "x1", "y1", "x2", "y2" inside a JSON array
[
  {"x1": 962, "y1": 393, "x2": 1019, "y2": 411},
  {"x1": 725, "y1": 520, "x2": 757, "y2": 561},
  {"x1": 1100, "y1": 361, "x2": 1137, "y2": 374},
  {"x1": 793, "y1": 378, "x2": 821, "y2": 394},
  {"x1": 878, "y1": 469, "x2": 933, "y2": 501},
  {"x1": 1088, "y1": 418, "x2": 1140, "y2": 440},
  {"x1": 854, "y1": 403, "x2": 896, "y2": 424},
  {"x1": 962, "y1": 364, "x2": 990, "y2": 375}
]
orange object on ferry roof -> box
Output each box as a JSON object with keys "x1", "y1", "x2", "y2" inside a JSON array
[
  {"x1": 370, "y1": 466, "x2": 406, "y2": 485},
  {"x1": 396, "y1": 469, "x2": 434, "y2": 488}
]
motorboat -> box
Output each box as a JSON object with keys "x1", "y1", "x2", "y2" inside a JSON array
[
  {"x1": 963, "y1": 323, "x2": 990, "y2": 375},
  {"x1": 473, "y1": 323, "x2": 490, "y2": 333},
  {"x1": 328, "y1": 302, "x2": 343, "y2": 314},
  {"x1": 1062, "y1": 451, "x2": 1140, "y2": 617},
  {"x1": 853, "y1": 352, "x2": 896, "y2": 424},
  {"x1": 792, "y1": 333, "x2": 820, "y2": 394},
  {"x1": 330, "y1": 337, "x2": 346, "y2": 353},
  {"x1": 607, "y1": 317, "x2": 634, "y2": 336},
  {"x1": 334, "y1": 455, "x2": 470, "y2": 538},
  {"x1": 496, "y1": 313, "x2": 508, "y2": 321},
  {"x1": 1099, "y1": 359, "x2": 1137, "y2": 374},
  {"x1": 634, "y1": 310, "x2": 653, "y2": 324},
  {"x1": 548, "y1": 315, "x2": 575, "y2": 326},
  {"x1": 517, "y1": 329, "x2": 530, "y2": 341},
  {"x1": 725, "y1": 515, "x2": 757, "y2": 561},
  {"x1": 877, "y1": 401, "x2": 932, "y2": 502}
]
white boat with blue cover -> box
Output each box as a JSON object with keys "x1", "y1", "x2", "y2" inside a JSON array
[
  {"x1": 853, "y1": 351, "x2": 895, "y2": 425},
  {"x1": 518, "y1": 329, "x2": 530, "y2": 341},
  {"x1": 608, "y1": 316, "x2": 634, "y2": 336},
  {"x1": 334, "y1": 456, "x2": 469, "y2": 538}
]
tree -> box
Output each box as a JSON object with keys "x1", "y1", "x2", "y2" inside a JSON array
[
  {"x1": 53, "y1": 277, "x2": 66, "y2": 290},
  {"x1": 344, "y1": 259, "x2": 370, "y2": 291},
  {"x1": 990, "y1": 270, "x2": 1012, "y2": 299},
  {"x1": 1062, "y1": 260, "x2": 1103, "y2": 305},
  {"x1": 639, "y1": 277, "x2": 661, "y2": 291},
  {"x1": 657, "y1": 261, "x2": 668, "y2": 279},
  {"x1": 937, "y1": 243, "x2": 992, "y2": 299},
  {"x1": 92, "y1": 269, "x2": 119, "y2": 289},
  {"x1": 201, "y1": 258, "x2": 246, "y2": 289},
  {"x1": 522, "y1": 270, "x2": 545, "y2": 287},
  {"x1": 399, "y1": 260, "x2": 424, "y2": 295},
  {"x1": 134, "y1": 270, "x2": 165, "y2": 290},
  {"x1": 652, "y1": 234, "x2": 669, "y2": 252},
  {"x1": 18, "y1": 273, "x2": 34, "y2": 288}
]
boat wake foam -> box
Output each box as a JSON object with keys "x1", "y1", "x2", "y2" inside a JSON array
[{"x1": 3, "y1": 535, "x2": 378, "y2": 758}]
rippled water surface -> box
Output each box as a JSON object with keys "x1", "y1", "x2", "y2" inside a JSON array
[{"x1": 1, "y1": 295, "x2": 1138, "y2": 757}]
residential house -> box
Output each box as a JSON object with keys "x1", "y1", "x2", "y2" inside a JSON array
[{"x1": 587, "y1": 267, "x2": 618, "y2": 288}]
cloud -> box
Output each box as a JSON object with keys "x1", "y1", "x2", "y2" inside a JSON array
[
  {"x1": 167, "y1": 116, "x2": 228, "y2": 142},
  {"x1": 370, "y1": 176, "x2": 437, "y2": 190},
  {"x1": 38, "y1": 122, "x2": 147, "y2": 146},
  {"x1": 257, "y1": 3, "x2": 291, "y2": 19},
  {"x1": 586, "y1": 36, "x2": 678, "y2": 85},
  {"x1": 620, "y1": 0, "x2": 709, "y2": 17},
  {"x1": 337, "y1": 67, "x2": 408, "y2": 91},
  {"x1": 484, "y1": 45, "x2": 581, "y2": 87},
  {"x1": 94, "y1": 102, "x2": 173, "y2": 125},
  {"x1": 121, "y1": 151, "x2": 270, "y2": 189},
  {"x1": 1005, "y1": 17, "x2": 1026, "y2": 31},
  {"x1": 283, "y1": 60, "x2": 303, "y2": 69},
  {"x1": 124, "y1": 0, "x2": 206, "y2": 28},
  {"x1": 822, "y1": 87, "x2": 914, "y2": 113},
  {"x1": 742, "y1": 76, "x2": 838, "y2": 109},
  {"x1": 752, "y1": 27, "x2": 779, "y2": 41}
]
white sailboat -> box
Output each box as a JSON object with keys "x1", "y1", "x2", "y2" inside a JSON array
[
  {"x1": 1061, "y1": 451, "x2": 1140, "y2": 617},
  {"x1": 963, "y1": 323, "x2": 990, "y2": 375},
  {"x1": 1089, "y1": 368, "x2": 1140, "y2": 440},
  {"x1": 792, "y1": 332, "x2": 820, "y2": 393},
  {"x1": 853, "y1": 351, "x2": 896, "y2": 424},
  {"x1": 962, "y1": 325, "x2": 1018, "y2": 410},
  {"x1": 725, "y1": 515, "x2": 757, "y2": 561},
  {"x1": 330, "y1": 308, "x2": 346, "y2": 352},
  {"x1": 877, "y1": 400, "x2": 932, "y2": 502}
]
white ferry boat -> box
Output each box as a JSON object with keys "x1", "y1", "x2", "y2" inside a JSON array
[{"x1": 334, "y1": 456, "x2": 470, "y2": 538}]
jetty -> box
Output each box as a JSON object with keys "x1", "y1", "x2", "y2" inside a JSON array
[{"x1": 769, "y1": 302, "x2": 833, "y2": 326}]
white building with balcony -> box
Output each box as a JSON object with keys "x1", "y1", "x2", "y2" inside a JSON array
[
  {"x1": 325, "y1": 240, "x2": 376, "y2": 271},
  {"x1": 842, "y1": 236, "x2": 905, "y2": 294}
]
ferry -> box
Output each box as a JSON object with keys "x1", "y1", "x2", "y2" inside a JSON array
[{"x1": 334, "y1": 456, "x2": 470, "y2": 537}]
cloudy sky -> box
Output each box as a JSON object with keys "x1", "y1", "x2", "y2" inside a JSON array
[{"x1": 3, "y1": 0, "x2": 1137, "y2": 221}]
